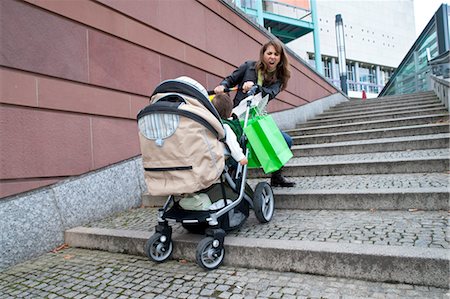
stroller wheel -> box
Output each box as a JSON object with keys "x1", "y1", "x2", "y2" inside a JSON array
[
  {"x1": 144, "y1": 232, "x2": 173, "y2": 263},
  {"x1": 195, "y1": 237, "x2": 225, "y2": 270},
  {"x1": 253, "y1": 182, "x2": 274, "y2": 223}
]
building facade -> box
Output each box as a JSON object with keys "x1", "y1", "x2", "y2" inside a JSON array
[
  {"x1": 284, "y1": 0, "x2": 417, "y2": 98},
  {"x1": 0, "y1": 0, "x2": 340, "y2": 199},
  {"x1": 237, "y1": 0, "x2": 416, "y2": 97}
]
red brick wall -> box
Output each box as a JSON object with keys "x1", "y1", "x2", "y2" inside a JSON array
[{"x1": 0, "y1": 0, "x2": 337, "y2": 198}]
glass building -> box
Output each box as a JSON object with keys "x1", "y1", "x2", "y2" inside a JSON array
[{"x1": 380, "y1": 3, "x2": 449, "y2": 96}]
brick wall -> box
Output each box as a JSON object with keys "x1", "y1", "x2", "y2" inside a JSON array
[{"x1": 0, "y1": 0, "x2": 337, "y2": 198}]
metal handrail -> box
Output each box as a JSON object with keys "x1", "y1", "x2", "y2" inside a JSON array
[{"x1": 428, "y1": 50, "x2": 450, "y2": 78}]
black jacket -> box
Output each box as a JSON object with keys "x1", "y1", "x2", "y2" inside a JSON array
[{"x1": 219, "y1": 61, "x2": 282, "y2": 107}]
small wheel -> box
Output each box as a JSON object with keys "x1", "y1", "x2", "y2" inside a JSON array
[
  {"x1": 195, "y1": 237, "x2": 225, "y2": 270},
  {"x1": 144, "y1": 232, "x2": 173, "y2": 262},
  {"x1": 253, "y1": 182, "x2": 274, "y2": 223}
]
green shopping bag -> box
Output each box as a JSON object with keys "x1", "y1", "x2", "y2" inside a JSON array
[
  {"x1": 246, "y1": 142, "x2": 261, "y2": 168},
  {"x1": 243, "y1": 114, "x2": 293, "y2": 173}
]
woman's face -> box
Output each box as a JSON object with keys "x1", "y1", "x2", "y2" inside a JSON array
[{"x1": 263, "y1": 45, "x2": 281, "y2": 71}]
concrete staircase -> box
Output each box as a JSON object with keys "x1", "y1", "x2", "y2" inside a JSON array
[{"x1": 66, "y1": 91, "x2": 450, "y2": 288}]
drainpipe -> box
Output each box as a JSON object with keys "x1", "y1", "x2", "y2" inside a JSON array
[{"x1": 335, "y1": 14, "x2": 348, "y2": 95}]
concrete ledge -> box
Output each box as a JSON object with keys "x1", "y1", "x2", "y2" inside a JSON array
[
  {"x1": 65, "y1": 227, "x2": 150, "y2": 256},
  {"x1": 330, "y1": 97, "x2": 439, "y2": 111},
  {"x1": 313, "y1": 104, "x2": 445, "y2": 121},
  {"x1": 65, "y1": 226, "x2": 450, "y2": 288},
  {"x1": 143, "y1": 189, "x2": 449, "y2": 210},
  {"x1": 290, "y1": 114, "x2": 450, "y2": 135},
  {"x1": 292, "y1": 124, "x2": 449, "y2": 145},
  {"x1": 0, "y1": 157, "x2": 145, "y2": 270},
  {"x1": 274, "y1": 190, "x2": 450, "y2": 211},
  {"x1": 292, "y1": 134, "x2": 450, "y2": 156},
  {"x1": 297, "y1": 108, "x2": 448, "y2": 127},
  {"x1": 248, "y1": 159, "x2": 450, "y2": 177},
  {"x1": 431, "y1": 75, "x2": 450, "y2": 111},
  {"x1": 271, "y1": 93, "x2": 348, "y2": 130}
]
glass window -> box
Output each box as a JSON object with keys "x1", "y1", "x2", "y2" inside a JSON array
[
  {"x1": 382, "y1": 19, "x2": 441, "y2": 95},
  {"x1": 347, "y1": 62, "x2": 357, "y2": 91},
  {"x1": 323, "y1": 58, "x2": 332, "y2": 79}
]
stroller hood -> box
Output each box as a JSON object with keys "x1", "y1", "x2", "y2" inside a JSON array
[
  {"x1": 151, "y1": 77, "x2": 222, "y2": 122},
  {"x1": 138, "y1": 77, "x2": 226, "y2": 196}
]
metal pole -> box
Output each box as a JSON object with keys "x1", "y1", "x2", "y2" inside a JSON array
[
  {"x1": 335, "y1": 14, "x2": 348, "y2": 95},
  {"x1": 310, "y1": 0, "x2": 323, "y2": 74},
  {"x1": 256, "y1": 0, "x2": 264, "y2": 26}
]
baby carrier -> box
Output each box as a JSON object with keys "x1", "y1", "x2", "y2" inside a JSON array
[
  {"x1": 137, "y1": 77, "x2": 274, "y2": 270},
  {"x1": 137, "y1": 77, "x2": 225, "y2": 196}
]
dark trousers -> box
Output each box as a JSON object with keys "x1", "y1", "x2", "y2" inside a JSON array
[{"x1": 281, "y1": 131, "x2": 293, "y2": 148}]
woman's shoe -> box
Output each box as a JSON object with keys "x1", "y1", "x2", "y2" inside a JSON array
[{"x1": 270, "y1": 169, "x2": 295, "y2": 187}]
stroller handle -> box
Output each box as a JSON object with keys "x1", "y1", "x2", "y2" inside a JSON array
[
  {"x1": 207, "y1": 86, "x2": 238, "y2": 95},
  {"x1": 246, "y1": 85, "x2": 259, "y2": 96}
]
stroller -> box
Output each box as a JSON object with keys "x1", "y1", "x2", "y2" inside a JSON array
[{"x1": 137, "y1": 76, "x2": 274, "y2": 270}]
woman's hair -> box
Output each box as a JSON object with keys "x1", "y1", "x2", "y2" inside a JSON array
[
  {"x1": 255, "y1": 39, "x2": 291, "y2": 90},
  {"x1": 212, "y1": 94, "x2": 233, "y2": 119}
]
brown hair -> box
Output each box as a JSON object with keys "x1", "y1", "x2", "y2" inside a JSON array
[
  {"x1": 255, "y1": 39, "x2": 291, "y2": 90},
  {"x1": 212, "y1": 93, "x2": 233, "y2": 119}
]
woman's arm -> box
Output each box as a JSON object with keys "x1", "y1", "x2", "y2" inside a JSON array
[
  {"x1": 219, "y1": 62, "x2": 248, "y2": 89},
  {"x1": 261, "y1": 81, "x2": 282, "y2": 101}
]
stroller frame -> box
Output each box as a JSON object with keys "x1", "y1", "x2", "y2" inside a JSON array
[{"x1": 142, "y1": 81, "x2": 274, "y2": 270}]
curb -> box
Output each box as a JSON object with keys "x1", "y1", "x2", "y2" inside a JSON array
[{"x1": 65, "y1": 227, "x2": 450, "y2": 289}]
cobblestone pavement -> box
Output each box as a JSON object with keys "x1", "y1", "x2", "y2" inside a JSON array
[
  {"x1": 249, "y1": 173, "x2": 449, "y2": 191},
  {"x1": 288, "y1": 149, "x2": 449, "y2": 164},
  {"x1": 1, "y1": 248, "x2": 448, "y2": 299},
  {"x1": 86, "y1": 208, "x2": 449, "y2": 249}
]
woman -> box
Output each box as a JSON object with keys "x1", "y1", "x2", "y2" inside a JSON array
[{"x1": 214, "y1": 40, "x2": 294, "y2": 188}]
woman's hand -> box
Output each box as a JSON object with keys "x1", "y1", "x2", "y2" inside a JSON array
[
  {"x1": 214, "y1": 85, "x2": 225, "y2": 94},
  {"x1": 242, "y1": 81, "x2": 254, "y2": 93}
]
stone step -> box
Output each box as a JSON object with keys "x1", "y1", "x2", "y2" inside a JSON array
[
  {"x1": 340, "y1": 91, "x2": 436, "y2": 106},
  {"x1": 328, "y1": 97, "x2": 440, "y2": 113},
  {"x1": 312, "y1": 103, "x2": 445, "y2": 121},
  {"x1": 143, "y1": 173, "x2": 449, "y2": 211},
  {"x1": 291, "y1": 114, "x2": 449, "y2": 135},
  {"x1": 336, "y1": 94, "x2": 437, "y2": 108},
  {"x1": 291, "y1": 133, "x2": 450, "y2": 156},
  {"x1": 248, "y1": 149, "x2": 450, "y2": 177},
  {"x1": 291, "y1": 123, "x2": 449, "y2": 145},
  {"x1": 247, "y1": 173, "x2": 449, "y2": 210},
  {"x1": 297, "y1": 107, "x2": 448, "y2": 127},
  {"x1": 65, "y1": 207, "x2": 450, "y2": 288}
]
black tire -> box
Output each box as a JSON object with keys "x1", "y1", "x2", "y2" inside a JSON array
[
  {"x1": 195, "y1": 237, "x2": 225, "y2": 270},
  {"x1": 253, "y1": 182, "x2": 274, "y2": 223},
  {"x1": 144, "y1": 232, "x2": 173, "y2": 263}
]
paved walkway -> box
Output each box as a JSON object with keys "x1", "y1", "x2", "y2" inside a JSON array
[
  {"x1": 84, "y1": 208, "x2": 449, "y2": 249},
  {"x1": 1, "y1": 248, "x2": 448, "y2": 299}
]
